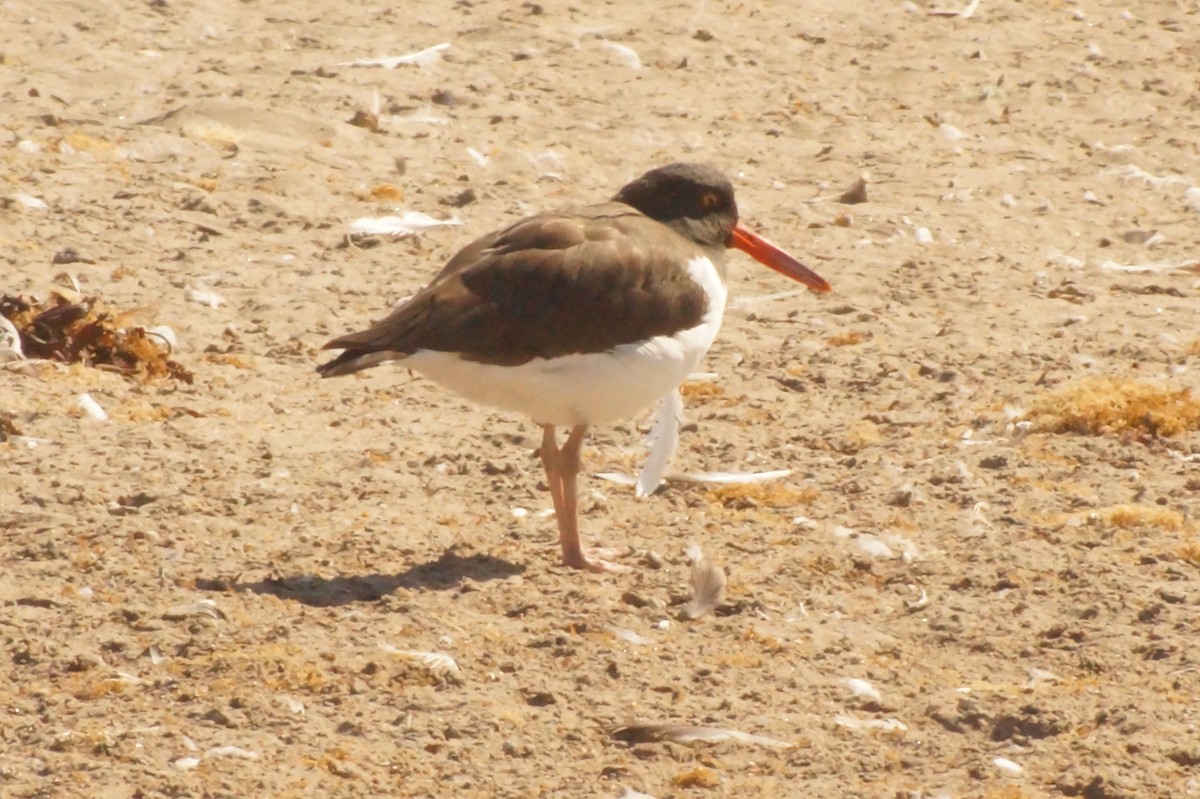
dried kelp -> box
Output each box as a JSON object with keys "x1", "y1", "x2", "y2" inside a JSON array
[
  {"x1": 0, "y1": 292, "x2": 193, "y2": 383},
  {"x1": 0, "y1": 411, "x2": 18, "y2": 441}
]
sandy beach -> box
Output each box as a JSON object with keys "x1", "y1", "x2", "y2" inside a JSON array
[{"x1": 3, "y1": 0, "x2": 1200, "y2": 796}]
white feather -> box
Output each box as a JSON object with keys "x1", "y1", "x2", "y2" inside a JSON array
[
  {"x1": 637, "y1": 389, "x2": 682, "y2": 497},
  {"x1": 673, "y1": 469, "x2": 792, "y2": 484},
  {"x1": 350, "y1": 212, "x2": 462, "y2": 237},
  {"x1": 1099, "y1": 258, "x2": 1200, "y2": 273},
  {"x1": 337, "y1": 43, "x2": 449, "y2": 69},
  {"x1": 595, "y1": 468, "x2": 792, "y2": 488}
]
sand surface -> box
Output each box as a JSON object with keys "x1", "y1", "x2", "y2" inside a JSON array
[{"x1": 3, "y1": 0, "x2": 1200, "y2": 796}]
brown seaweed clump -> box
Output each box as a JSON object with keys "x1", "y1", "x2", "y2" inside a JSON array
[
  {"x1": 1028, "y1": 376, "x2": 1200, "y2": 439},
  {"x1": 0, "y1": 292, "x2": 193, "y2": 384},
  {"x1": 0, "y1": 411, "x2": 18, "y2": 441}
]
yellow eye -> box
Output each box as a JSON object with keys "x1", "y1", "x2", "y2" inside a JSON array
[{"x1": 700, "y1": 191, "x2": 720, "y2": 211}]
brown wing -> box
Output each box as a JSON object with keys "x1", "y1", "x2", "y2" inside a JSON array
[{"x1": 317, "y1": 203, "x2": 710, "y2": 374}]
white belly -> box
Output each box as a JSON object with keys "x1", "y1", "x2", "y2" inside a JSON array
[{"x1": 404, "y1": 256, "x2": 727, "y2": 427}]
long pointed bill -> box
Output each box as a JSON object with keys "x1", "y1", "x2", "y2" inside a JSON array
[{"x1": 730, "y1": 225, "x2": 832, "y2": 293}]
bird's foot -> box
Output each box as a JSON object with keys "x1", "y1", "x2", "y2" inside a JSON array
[{"x1": 562, "y1": 546, "x2": 633, "y2": 574}]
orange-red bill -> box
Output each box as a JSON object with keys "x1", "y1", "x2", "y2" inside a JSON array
[{"x1": 730, "y1": 225, "x2": 831, "y2": 293}]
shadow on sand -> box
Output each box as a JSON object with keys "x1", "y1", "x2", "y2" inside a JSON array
[{"x1": 196, "y1": 549, "x2": 524, "y2": 607}]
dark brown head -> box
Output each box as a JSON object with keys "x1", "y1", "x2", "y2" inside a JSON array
[
  {"x1": 612, "y1": 162, "x2": 738, "y2": 250},
  {"x1": 614, "y1": 163, "x2": 832, "y2": 293}
]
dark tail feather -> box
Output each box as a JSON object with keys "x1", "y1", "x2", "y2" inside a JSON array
[
  {"x1": 316, "y1": 349, "x2": 397, "y2": 378},
  {"x1": 318, "y1": 296, "x2": 425, "y2": 377}
]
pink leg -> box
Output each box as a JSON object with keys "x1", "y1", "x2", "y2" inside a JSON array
[{"x1": 540, "y1": 424, "x2": 629, "y2": 573}]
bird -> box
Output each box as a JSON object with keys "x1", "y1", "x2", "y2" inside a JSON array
[{"x1": 317, "y1": 163, "x2": 831, "y2": 573}]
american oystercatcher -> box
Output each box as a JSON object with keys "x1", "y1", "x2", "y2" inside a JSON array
[{"x1": 318, "y1": 163, "x2": 831, "y2": 572}]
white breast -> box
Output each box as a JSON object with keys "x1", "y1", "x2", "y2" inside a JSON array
[{"x1": 403, "y1": 255, "x2": 728, "y2": 427}]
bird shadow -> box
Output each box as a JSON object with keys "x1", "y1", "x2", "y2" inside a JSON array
[{"x1": 195, "y1": 549, "x2": 524, "y2": 607}]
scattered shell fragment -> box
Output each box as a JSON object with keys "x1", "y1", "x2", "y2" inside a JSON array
[
  {"x1": 844, "y1": 678, "x2": 882, "y2": 702},
  {"x1": 855, "y1": 535, "x2": 894, "y2": 558},
  {"x1": 113, "y1": 671, "x2": 142, "y2": 686},
  {"x1": 1026, "y1": 667, "x2": 1060, "y2": 689},
  {"x1": 1047, "y1": 250, "x2": 1084, "y2": 269},
  {"x1": 1185, "y1": 186, "x2": 1200, "y2": 212},
  {"x1": 1090, "y1": 141, "x2": 1138, "y2": 162},
  {"x1": 837, "y1": 175, "x2": 869, "y2": 205},
  {"x1": 146, "y1": 325, "x2": 178, "y2": 350},
  {"x1": 905, "y1": 585, "x2": 930, "y2": 611},
  {"x1": 204, "y1": 746, "x2": 260, "y2": 760},
  {"x1": 184, "y1": 283, "x2": 225, "y2": 308},
  {"x1": 163, "y1": 599, "x2": 226, "y2": 621},
  {"x1": 834, "y1": 714, "x2": 908, "y2": 734},
  {"x1": 969, "y1": 501, "x2": 995, "y2": 534},
  {"x1": 1107, "y1": 164, "x2": 1188, "y2": 190},
  {"x1": 833, "y1": 525, "x2": 917, "y2": 560},
  {"x1": 993, "y1": 756, "x2": 1023, "y2": 775},
  {"x1": 612, "y1": 627, "x2": 655, "y2": 646},
  {"x1": 938, "y1": 123, "x2": 964, "y2": 141},
  {"x1": 618, "y1": 788, "x2": 660, "y2": 799},
  {"x1": 379, "y1": 644, "x2": 461, "y2": 676},
  {"x1": 8, "y1": 192, "x2": 49, "y2": 210},
  {"x1": 49, "y1": 273, "x2": 83, "y2": 304},
  {"x1": 347, "y1": 109, "x2": 380, "y2": 131},
  {"x1": 681, "y1": 543, "x2": 726, "y2": 620},
  {"x1": 0, "y1": 315, "x2": 23, "y2": 362},
  {"x1": 77, "y1": 393, "x2": 110, "y2": 423},
  {"x1": 929, "y1": 0, "x2": 981, "y2": 17},
  {"x1": 600, "y1": 41, "x2": 642, "y2": 70}
]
